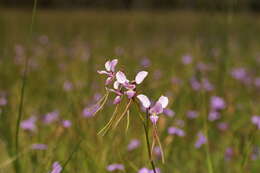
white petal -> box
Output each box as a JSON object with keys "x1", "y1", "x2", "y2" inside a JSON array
[
  {"x1": 113, "y1": 81, "x2": 120, "y2": 89},
  {"x1": 116, "y1": 71, "x2": 127, "y2": 84},
  {"x1": 105, "y1": 60, "x2": 111, "y2": 71},
  {"x1": 158, "y1": 95, "x2": 169, "y2": 108},
  {"x1": 137, "y1": 94, "x2": 151, "y2": 108},
  {"x1": 135, "y1": 71, "x2": 148, "y2": 84},
  {"x1": 110, "y1": 59, "x2": 118, "y2": 72}
]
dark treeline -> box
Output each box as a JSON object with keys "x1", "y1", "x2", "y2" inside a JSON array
[{"x1": 1, "y1": 0, "x2": 260, "y2": 11}]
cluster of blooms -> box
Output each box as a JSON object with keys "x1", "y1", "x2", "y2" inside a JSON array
[
  {"x1": 97, "y1": 59, "x2": 169, "y2": 125},
  {"x1": 97, "y1": 59, "x2": 170, "y2": 172}
]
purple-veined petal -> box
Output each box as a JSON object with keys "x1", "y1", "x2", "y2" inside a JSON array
[
  {"x1": 137, "y1": 94, "x2": 151, "y2": 108},
  {"x1": 125, "y1": 90, "x2": 136, "y2": 99},
  {"x1": 110, "y1": 59, "x2": 118, "y2": 72},
  {"x1": 149, "y1": 102, "x2": 163, "y2": 115},
  {"x1": 113, "y1": 96, "x2": 122, "y2": 104},
  {"x1": 135, "y1": 71, "x2": 148, "y2": 84},
  {"x1": 113, "y1": 81, "x2": 120, "y2": 89},
  {"x1": 150, "y1": 115, "x2": 159, "y2": 124},
  {"x1": 105, "y1": 60, "x2": 111, "y2": 71},
  {"x1": 116, "y1": 71, "x2": 128, "y2": 84},
  {"x1": 158, "y1": 95, "x2": 169, "y2": 108}
]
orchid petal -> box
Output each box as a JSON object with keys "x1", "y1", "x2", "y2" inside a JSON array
[
  {"x1": 116, "y1": 71, "x2": 127, "y2": 84},
  {"x1": 158, "y1": 95, "x2": 169, "y2": 108},
  {"x1": 135, "y1": 71, "x2": 148, "y2": 84},
  {"x1": 137, "y1": 94, "x2": 151, "y2": 108},
  {"x1": 125, "y1": 90, "x2": 136, "y2": 99},
  {"x1": 105, "y1": 77, "x2": 113, "y2": 85},
  {"x1": 97, "y1": 70, "x2": 109, "y2": 75},
  {"x1": 113, "y1": 81, "x2": 120, "y2": 90},
  {"x1": 105, "y1": 60, "x2": 111, "y2": 71},
  {"x1": 110, "y1": 59, "x2": 118, "y2": 72},
  {"x1": 113, "y1": 96, "x2": 121, "y2": 105}
]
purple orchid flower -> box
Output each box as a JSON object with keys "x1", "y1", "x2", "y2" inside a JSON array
[
  {"x1": 111, "y1": 70, "x2": 148, "y2": 104},
  {"x1": 137, "y1": 94, "x2": 169, "y2": 124},
  {"x1": 97, "y1": 59, "x2": 118, "y2": 85}
]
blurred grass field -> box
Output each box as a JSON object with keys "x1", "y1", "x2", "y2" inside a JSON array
[{"x1": 0, "y1": 9, "x2": 260, "y2": 172}]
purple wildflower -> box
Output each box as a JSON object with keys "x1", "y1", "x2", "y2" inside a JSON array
[
  {"x1": 251, "y1": 115, "x2": 260, "y2": 129},
  {"x1": 210, "y1": 96, "x2": 226, "y2": 110},
  {"x1": 195, "y1": 132, "x2": 207, "y2": 148},
  {"x1": 0, "y1": 97, "x2": 7, "y2": 106},
  {"x1": 82, "y1": 104, "x2": 99, "y2": 118},
  {"x1": 255, "y1": 77, "x2": 260, "y2": 87},
  {"x1": 21, "y1": 116, "x2": 37, "y2": 132},
  {"x1": 63, "y1": 81, "x2": 73, "y2": 91},
  {"x1": 231, "y1": 67, "x2": 247, "y2": 80},
  {"x1": 168, "y1": 126, "x2": 185, "y2": 137},
  {"x1": 50, "y1": 162, "x2": 62, "y2": 173},
  {"x1": 138, "y1": 167, "x2": 161, "y2": 173},
  {"x1": 140, "y1": 57, "x2": 151, "y2": 68},
  {"x1": 182, "y1": 54, "x2": 193, "y2": 65},
  {"x1": 190, "y1": 77, "x2": 201, "y2": 91},
  {"x1": 208, "y1": 111, "x2": 221, "y2": 121},
  {"x1": 31, "y1": 143, "x2": 48, "y2": 150},
  {"x1": 217, "y1": 122, "x2": 229, "y2": 131},
  {"x1": 225, "y1": 147, "x2": 234, "y2": 161},
  {"x1": 163, "y1": 108, "x2": 175, "y2": 117},
  {"x1": 127, "y1": 139, "x2": 140, "y2": 151},
  {"x1": 43, "y1": 111, "x2": 59, "y2": 124},
  {"x1": 107, "y1": 164, "x2": 124, "y2": 172},
  {"x1": 62, "y1": 120, "x2": 71, "y2": 128},
  {"x1": 186, "y1": 110, "x2": 199, "y2": 119}
]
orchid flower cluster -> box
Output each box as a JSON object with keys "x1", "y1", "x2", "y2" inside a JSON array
[
  {"x1": 97, "y1": 59, "x2": 170, "y2": 172},
  {"x1": 97, "y1": 59, "x2": 169, "y2": 126}
]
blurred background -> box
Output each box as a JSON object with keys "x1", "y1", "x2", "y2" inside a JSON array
[{"x1": 0, "y1": 0, "x2": 260, "y2": 173}]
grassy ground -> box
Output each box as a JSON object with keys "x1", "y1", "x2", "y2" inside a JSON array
[{"x1": 0, "y1": 9, "x2": 259, "y2": 172}]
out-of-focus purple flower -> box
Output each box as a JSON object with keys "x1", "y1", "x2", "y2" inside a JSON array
[
  {"x1": 21, "y1": 116, "x2": 37, "y2": 131},
  {"x1": 0, "y1": 97, "x2": 7, "y2": 106},
  {"x1": 186, "y1": 110, "x2": 199, "y2": 119},
  {"x1": 31, "y1": 143, "x2": 48, "y2": 150},
  {"x1": 217, "y1": 122, "x2": 229, "y2": 131},
  {"x1": 208, "y1": 111, "x2": 220, "y2": 121},
  {"x1": 127, "y1": 139, "x2": 140, "y2": 151},
  {"x1": 255, "y1": 77, "x2": 260, "y2": 87},
  {"x1": 163, "y1": 108, "x2": 175, "y2": 117},
  {"x1": 175, "y1": 119, "x2": 185, "y2": 127},
  {"x1": 63, "y1": 81, "x2": 73, "y2": 91},
  {"x1": 210, "y1": 96, "x2": 226, "y2": 110},
  {"x1": 182, "y1": 55, "x2": 193, "y2": 65},
  {"x1": 168, "y1": 126, "x2": 185, "y2": 137},
  {"x1": 154, "y1": 146, "x2": 162, "y2": 157},
  {"x1": 201, "y1": 78, "x2": 214, "y2": 91},
  {"x1": 43, "y1": 111, "x2": 59, "y2": 124},
  {"x1": 196, "y1": 62, "x2": 210, "y2": 71},
  {"x1": 62, "y1": 120, "x2": 71, "y2": 128},
  {"x1": 82, "y1": 104, "x2": 99, "y2": 118},
  {"x1": 195, "y1": 132, "x2": 207, "y2": 148},
  {"x1": 140, "y1": 57, "x2": 151, "y2": 68},
  {"x1": 225, "y1": 147, "x2": 234, "y2": 161},
  {"x1": 171, "y1": 77, "x2": 183, "y2": 86},
  {"x1": 190, "y1": 77, "x2": 201, "y2": 91},
  {"x1": 138, "y1": 167, "x2": 161, "y2": 173},
  {"x1": 94, "y1": 93, "x2": 102, "y2": 102},
  {"x1": 251, "y1": 115, "x2": 260, "y2": 129},
  {"x1": 231, "y1": 67, "x2": 247, "y2": 80},
  {"x1": 107, "y1": 164, "x2": 124, "y2": 172},
  {"x1": 50, "y1": 162, "x2": 62, "y2": 173}
]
